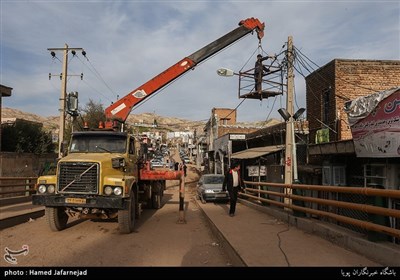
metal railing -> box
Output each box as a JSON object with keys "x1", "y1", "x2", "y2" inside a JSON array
[
  {"x1": 0, "y1": 177, "x2": 37, "y2": 199},
  {"x1": 242, "y1": 181, "x2": 400, "y2": 241}
]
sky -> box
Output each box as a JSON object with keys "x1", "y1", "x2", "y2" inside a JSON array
[{"x1": 1, "y1": 0, "x2": 399, "y2": 123}]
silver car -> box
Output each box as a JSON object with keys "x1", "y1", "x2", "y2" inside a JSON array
[
  {"x1": 196, "y1": 174, "x2": 229, "y2": 204},
  {"x1": 150, "y1": 159, "x2": 164, "y2": 168}
]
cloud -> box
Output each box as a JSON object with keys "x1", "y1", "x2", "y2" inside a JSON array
[{"x1": 2, "y1": 1, "x2": 399, "y2": 123}]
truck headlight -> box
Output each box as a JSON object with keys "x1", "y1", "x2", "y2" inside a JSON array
[
  {"x1": 104, "y1": 186, "x2": 113, "y2": 195},
  {"x1": 47, "y1": 185, "x2": 55, "y2": 194},
  {"x1": 38, "y1": 185, "x2": 47, "y2": 194},
  {"x1": 113, "y1": 187, "x2": 122, "y2": 196}
]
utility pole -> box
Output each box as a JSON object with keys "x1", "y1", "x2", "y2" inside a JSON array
[
  {"x1": 48, "y1": 44, "x2": 84, "y2": 158},
  {"x1": 284, "y1": 36, "x2": 295, "y2": 206},
  {"x1": 58, "y1": 44, "x2": 68, "y2": 159}
]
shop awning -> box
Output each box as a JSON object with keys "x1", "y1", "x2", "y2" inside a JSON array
[{"x1": 231, "y1": 145, "x2": 284, "y2": 159}]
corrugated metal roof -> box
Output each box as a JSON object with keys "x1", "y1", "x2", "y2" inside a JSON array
[{"x1": 231, "y1": 145, "x2": 284, "y2": 159}]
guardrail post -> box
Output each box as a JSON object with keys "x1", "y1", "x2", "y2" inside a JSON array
[{"x1": 25, "y1": 179, "x2": 30, "y2": 197}]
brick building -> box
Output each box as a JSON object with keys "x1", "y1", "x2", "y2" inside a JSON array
[
  {"x1": 305, "y1": 59, "x2": 400, "y2": 187},
  {"x1": 306, "y1": 59, "x2": 400, "y2": 144},
  {"x1": 201, "y1": 107, "x2": 259, "y2": 174},
  {"x1": 211, "y1": 107, "x2": 237, "y2": 126}
]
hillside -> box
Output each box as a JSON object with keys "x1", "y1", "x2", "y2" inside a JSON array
[
  {"x1": 1, "y1": 107, "x2": 279, "y2": 132},
  {"x1": 126, "y1": 112, "x2": 205, "y2": 131},
  {"x1": 1, "y1": 107, "x2": 206, "y2": 131}
]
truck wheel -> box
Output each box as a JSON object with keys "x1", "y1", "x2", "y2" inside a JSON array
[
  {"x1": 45, "y1": 206, "x2": 68, "y2": 231},
  {"x1": 118, "y1": 193, "x2": 136, "y2": 234}
]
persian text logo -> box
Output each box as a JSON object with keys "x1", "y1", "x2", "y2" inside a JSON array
[{"x1": 4, "y1": 245, "x2": 29, "y2": 265}]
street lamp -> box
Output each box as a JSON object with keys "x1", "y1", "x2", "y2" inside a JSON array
[
  {"x1": 278, "y1": 107, "x2": 305, "y2": 183},
  {"x1": 217, "y1": 68, "x2": 236, "y2": 77}
]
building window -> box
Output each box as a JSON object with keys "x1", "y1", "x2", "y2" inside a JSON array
[{"x1": 221, "y1": 118, "x2": 229, "y2": 125}]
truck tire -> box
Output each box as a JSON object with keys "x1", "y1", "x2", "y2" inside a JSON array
[
  {"x1": 45, "y1": 206, "x2": 68, "y2": 231},
  {"x1": 118, "y1": 193, "x2": 135, "y2": 234}
]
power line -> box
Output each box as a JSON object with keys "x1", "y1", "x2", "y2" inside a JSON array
[
  {"x1": 294, "y1": 46, "x2": 379, "y2": 94},
  {"x1": 47, "y1": 44, "x2": 84, "y2": 157},
  {"x1": 75, "y1": 54, "x2": 116, "y2": 102}
]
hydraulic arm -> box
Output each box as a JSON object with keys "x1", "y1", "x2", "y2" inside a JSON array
[{"x1": 104, "y1": 17, "x2": 265, "y2": 127}]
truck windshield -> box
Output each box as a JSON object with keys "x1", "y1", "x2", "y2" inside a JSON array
[{"x1": 69, "y1": 135, "x2": 127, "y2": 153}]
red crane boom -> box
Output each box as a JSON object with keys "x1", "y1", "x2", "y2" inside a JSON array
[{"x1": 104, "y1": 17, "x2": 265, "y2": 127}]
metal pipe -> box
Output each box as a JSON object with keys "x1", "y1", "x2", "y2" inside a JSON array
[
  {"x1": 0, "y1": 183, "x2": 36, "y2": 188},
  {"x1": 245, "y1": 188, "x2": 400, "y2": 218},
  {"x1": 0, "y1": 177, "x2": 37, "y2": 180},
  {"x1": 0, "y1": 189, "x2": 36, "y2": 196},
  {"x1": 243, "y1": 181, "x2": 400, "y2": 198},
  {"x1": 240, "y1": 192, "x2": 400, "y2": 238}
]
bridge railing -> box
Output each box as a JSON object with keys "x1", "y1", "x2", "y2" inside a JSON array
[
  {"x1": 242, "y1": 181, "x2": 400, "y2": 243},
  {"x1": 0, "y1": 177, "x2": 38, "y2": 205}
]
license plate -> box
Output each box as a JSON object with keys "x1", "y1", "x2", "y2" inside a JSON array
[
  {"x1": 215, "y1": 193, "x2": 226, "y2": 198},
  {"x1": 65, "y1": 197, "x2": 86, "y2": 204}
]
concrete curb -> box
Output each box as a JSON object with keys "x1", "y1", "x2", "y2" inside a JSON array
[
  {"x1": 0, "y1": 209, "x2": 44, "y2": 230},
  {"x1": 192, "y1": 197, "x2": 246, "y2": 267}
]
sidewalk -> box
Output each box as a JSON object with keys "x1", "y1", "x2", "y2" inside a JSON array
[
  {"x1": 0, "y1": 201, "x2": 44, "y2": 230},
  {"x1": 195, "y1": 198, "x2": 400, "y2": 267}
]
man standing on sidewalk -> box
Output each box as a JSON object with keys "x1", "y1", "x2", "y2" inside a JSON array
[{"x1": 222, "y1": 161, "x2": 243, "y2": 217}]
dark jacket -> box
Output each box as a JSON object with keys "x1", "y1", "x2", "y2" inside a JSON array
[
  {"x1": 222, "y1": 169, "x2": 243, "y2": 192},
  {"x1": 254, "y1": 57, "x2": 269, "y2": 77}
]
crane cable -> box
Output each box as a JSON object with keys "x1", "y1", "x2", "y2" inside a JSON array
[{"x1": 223, "y1": 41, "x2": 286, "y2": 125}]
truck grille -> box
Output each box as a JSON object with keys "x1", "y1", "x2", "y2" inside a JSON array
[{"x1": 58, "y1": 162, "x2": 99, "y2": 194}]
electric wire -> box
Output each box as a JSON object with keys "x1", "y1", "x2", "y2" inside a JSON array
[
  {"x1": 219, "y1": 42, "x2": 263, "y2": 121},
  {"x1": 220, "y1": 42, "x2": 287, "y2": 126},
  {"x1": 294, "y1": 46, "x2": 380, "y2": 94},
  {"x1": 47, "y1": 51, "x2": 114, "y2": 116},
  {"x1": 109, "y1": 34, "x2": 255, "y2": 117},
  {"x1": 76, "y1": 54, "x2": 115, "y2": 103},
  {"x1": 277, "y1": 227, "x2": 291, "y2": 266},
  {"x1": 292, "y1": 48, "x2": 354, "y2": 131},
  {"x1": 46, "y1": 32, "x2": 259, "y2": 124},
  {"x1": 276, "y1": 213, "x2": 291, "y2": 267}
]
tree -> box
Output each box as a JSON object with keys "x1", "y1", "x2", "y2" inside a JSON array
[
  {"x1": 1, "y1": 120, "x2": 55, "y2": 153},
  {"x1": 65, "y1": 99, "x2": 106, "y2": 135},
  {"x1": 80, "y1": 99, "x2": 106, "y2": 129},
  {"x1": 63, "y1": 99, "x2": 107, "y2": 147}
]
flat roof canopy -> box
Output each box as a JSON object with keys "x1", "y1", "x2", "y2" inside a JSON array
[
  {"x1": 231, "y1": 145, "x2": 284, "y2": 159},
  {"x1": 1, "y1": 84, "x2": 13, "y2": 97}
]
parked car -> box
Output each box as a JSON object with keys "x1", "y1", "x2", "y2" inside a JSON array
[
  {"x1": 196, "y1": 174, "x2": 229, "y2": 204},
  {"x1": 150, "y1": 159, "x2": 164, "y2": 168}
]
